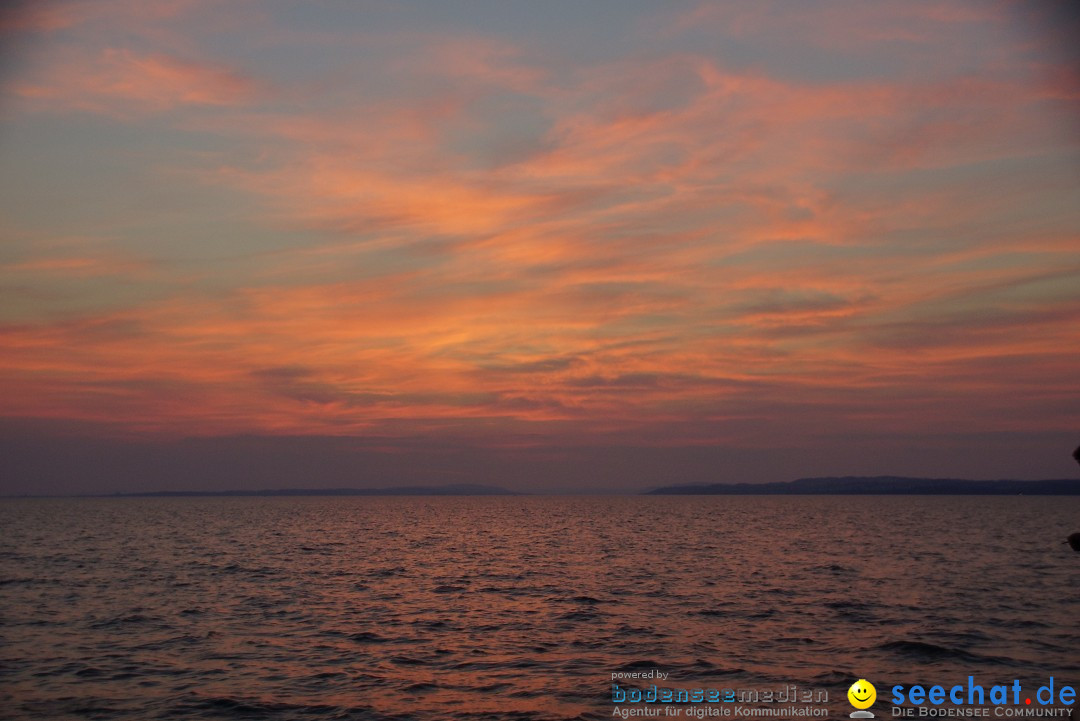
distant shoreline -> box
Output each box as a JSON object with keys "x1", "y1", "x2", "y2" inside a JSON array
[
  {"x1": 3, "y1": 476, "x2": 1080, "y2": 498},
  {"x1": 113, "y1": 484, "x2": 518, "y2": 497},
  {"x1": 646, "y1": 476, "x2": 1080, "y2": 495},
  {"x1": 0, "y1": 484, "x2": 519, "y2": 499}
]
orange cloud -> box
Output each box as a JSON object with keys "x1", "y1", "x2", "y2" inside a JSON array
[{"x1": 1, "y1": 3, "x2": 1077, "y2": 461}]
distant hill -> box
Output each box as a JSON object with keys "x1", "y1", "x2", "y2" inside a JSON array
[
  {"x1": 110, "y1": 484, "x2": 517, "y2": 497},
  {"x1": 645, "y1": 476, "x2": 1080, "y2": 495}
]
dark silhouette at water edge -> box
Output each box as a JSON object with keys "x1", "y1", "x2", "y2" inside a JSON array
[
  {"x1": 647, "y1": 476, "x2": 1080, "y2": 495},
  {"x1": 1068, "y1": 445, "x2": 1080, "y2": 553}
]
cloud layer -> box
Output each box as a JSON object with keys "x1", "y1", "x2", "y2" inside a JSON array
[{"x1": 1, "y1": 1, "x2": 1078, "y2": 491}]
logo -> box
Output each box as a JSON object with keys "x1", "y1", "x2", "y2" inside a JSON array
[{"x1": 849, "y1": 679, "x2": 877, "y2": 718}]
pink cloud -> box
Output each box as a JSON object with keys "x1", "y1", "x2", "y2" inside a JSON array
[
  {"x1": 3, "y1": 253, "x2": 151, "y2": 278},
  {"x1": 1, "y1": 4, "x2": 1077, "y2": 455},
  {"x1": 10, "y1": 47, "x2": 255, "y2": 116}
]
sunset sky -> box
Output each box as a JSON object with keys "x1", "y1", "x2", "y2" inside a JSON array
[{"x1": 1, "y1": 1, "x2": 1078, "y2": 494}]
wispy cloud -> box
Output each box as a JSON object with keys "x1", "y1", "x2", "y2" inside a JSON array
[
  {"x1": 0, "y1": 1, "x2": 1077, "y2": 484},
  {"x1": 10, "y1": 48, "x2": 255, "y2": 116}
]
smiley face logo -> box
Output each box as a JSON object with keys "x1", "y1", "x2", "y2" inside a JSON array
[{"x1": 848, "y1": 679, "x2": 876, "y2": 710}]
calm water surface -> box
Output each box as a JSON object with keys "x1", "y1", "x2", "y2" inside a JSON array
[{"x1": 1, "y1": 496, "x2": 1078, "y2": 720}]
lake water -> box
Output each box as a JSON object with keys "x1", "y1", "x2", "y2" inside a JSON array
[{"x1": 1, "y1": 496, "x2": 1078, "y2": 720}]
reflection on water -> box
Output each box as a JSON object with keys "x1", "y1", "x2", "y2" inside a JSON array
[{"x1": 1, "y1": 496, "x2": 1078, "y2": 720}]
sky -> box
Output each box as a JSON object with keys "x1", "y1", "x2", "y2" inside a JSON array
[{"x1": 1, "y1": 0, "x2": 1078, "y2": 494}]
